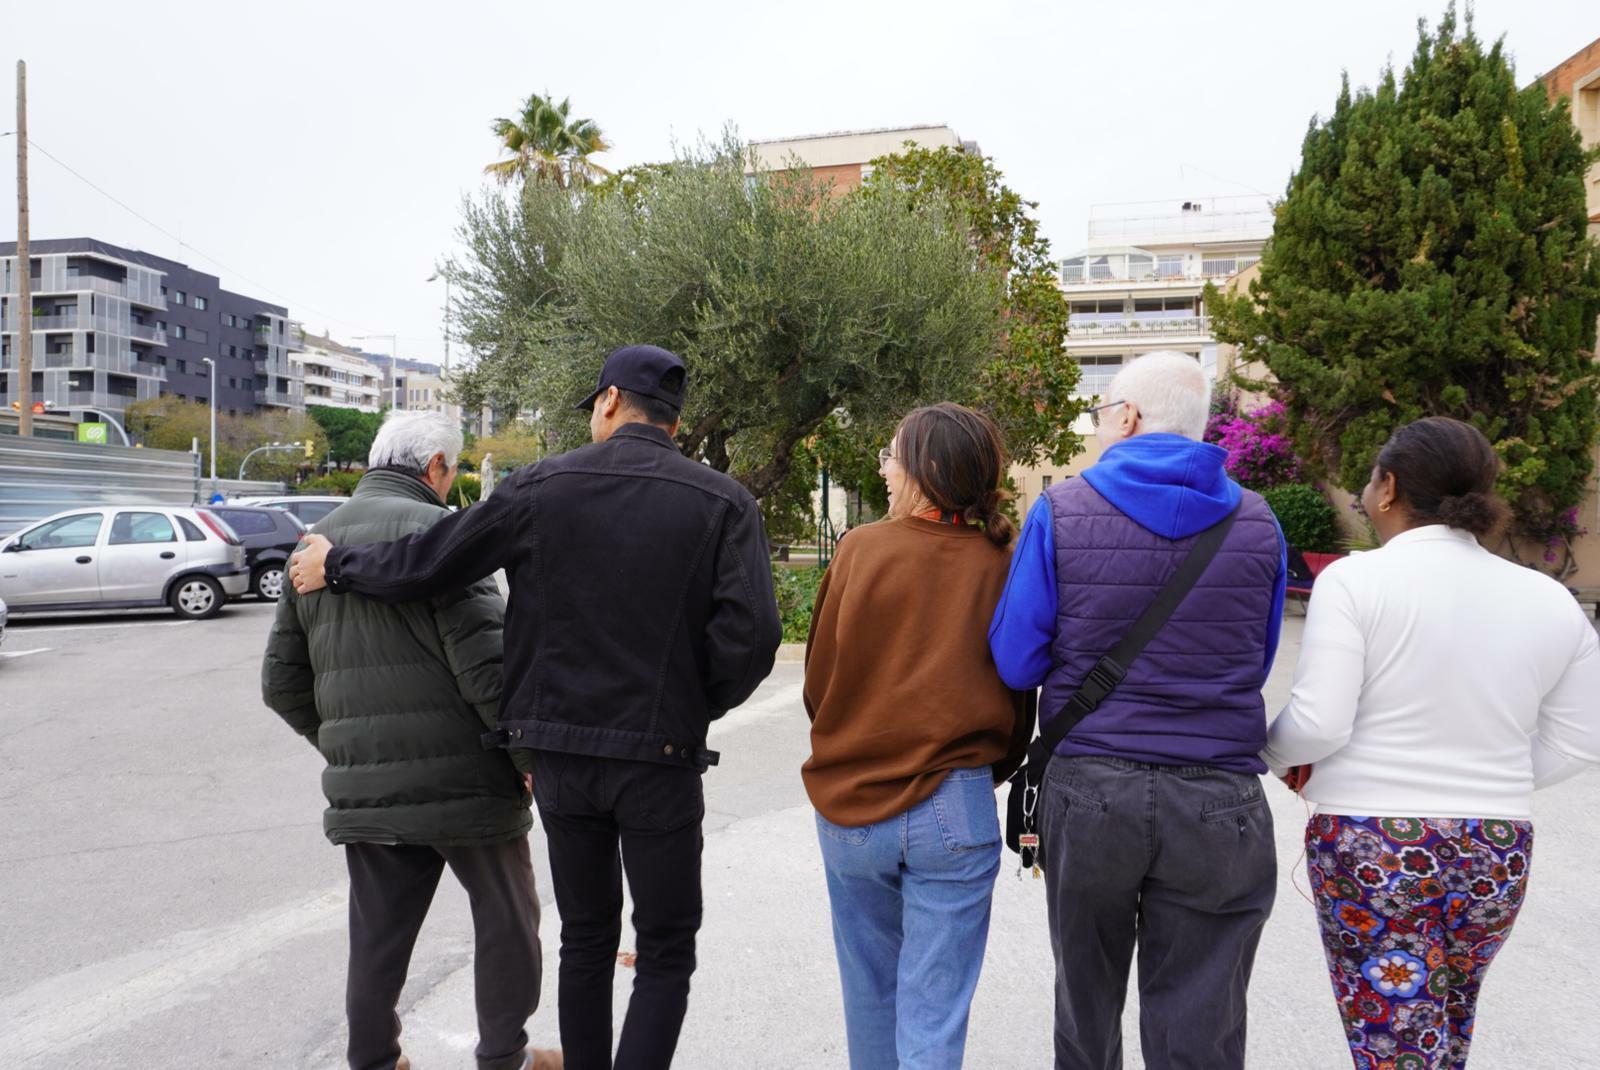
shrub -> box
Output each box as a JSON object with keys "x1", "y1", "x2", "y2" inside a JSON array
[
  {"x1": 1262, "y1": 484, "x2": 1341, "y2": 554},
  {"x1": 1206, "y1": 400, "x2": 1304, "y2": 491},
  {"x1": 450, "y1": 473, "x2": 482, "y2": 508},
  {"x1": 772, "y1": 564, "x2": 824, "y2": 644},
  {"x1": 299, "y1": 472, "x2": 360, "y2": 496}
]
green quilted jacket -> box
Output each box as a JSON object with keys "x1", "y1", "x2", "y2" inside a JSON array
[{"x1": 261, "y1": 469, "x2": 531, "y2": 846}]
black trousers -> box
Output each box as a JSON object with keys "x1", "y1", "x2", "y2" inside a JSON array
[
  {"x1": 531, "y1": 751, "x2": 705, "y2": 1070},
  {"x1": 1040, "y1": 756, "x2": 1277, "y2": 1070},
  {"x1": 345, "y1": 836, "x2": 543, "y2": 1070}
]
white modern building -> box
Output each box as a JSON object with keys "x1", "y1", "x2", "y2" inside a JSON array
[
  {"x1": 1059, "y1": 195, "x2": 1272, "y2": 398},
  {"x1": 293, "y1": 329, "x2": 384, "y2": 412},
  {"x1": 1008, "y1": 196, "x2": 1273, "y2": 516}
]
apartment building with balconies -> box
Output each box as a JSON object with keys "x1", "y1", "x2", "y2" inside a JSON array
[
  {"x1": 294, "y1": 329, "x2": 383, "y2": 412},
  {"x1": 1005, "y1": 196, "x2": 1273, "y2": 515},
  {"x1": 0, "y1": 238, "x2": 303, "y2": 424}
]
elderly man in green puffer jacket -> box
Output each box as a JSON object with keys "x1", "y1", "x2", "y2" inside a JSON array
[{"x1": 262, "y1": 411, "x2": 559, "y2": 1070}]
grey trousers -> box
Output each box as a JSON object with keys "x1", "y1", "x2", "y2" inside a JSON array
[
  {"x1": 345, "y1": 837, "x2": 542, "y2": 1070},
  {"x1": 1039, "y1": 755, "x2": 1276, "y2": 1070}
]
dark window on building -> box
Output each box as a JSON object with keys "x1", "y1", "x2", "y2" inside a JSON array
[
  {"x1": 173, "y1": 324, "x2": 186, "y2": 339},
  {"x1": 192, "y1": 295, "x2": 207, "y2": 311},
  {"x1": 173, "y1": 291, "x2": 186, "y2": 305},
  {"x1": 190, "y1": 328, "x2": 208, "y2": 344},
  {"x1": 176, "y1": 359, "x2": 187, "y2": 374}
]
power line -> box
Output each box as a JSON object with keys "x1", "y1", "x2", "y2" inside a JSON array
[{"x1": 23, "y1": 135, "x2": 439, "y2": 348}]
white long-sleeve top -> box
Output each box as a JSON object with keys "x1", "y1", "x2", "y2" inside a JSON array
[{"x1": 1262, "y1": 525, "x2": 1600, "y2": 818}]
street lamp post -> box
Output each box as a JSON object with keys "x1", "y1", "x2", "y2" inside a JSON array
[
  {"x1": 200, "y1": 357, "x2": 217, "y2": 492},
  {"x1": 239, "y1": 441, "x2": 302, "y2": 480},
  {"x1": 56, "y1": 384, "x2": 132, "y2": 446},
  {"x1": 426, "y1": 270, "x2": 450, "y2": 372}
]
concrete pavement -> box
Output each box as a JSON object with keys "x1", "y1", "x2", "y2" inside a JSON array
[{"x1": 0, "y1": 601, "x2": 1593, "y2": 1067}]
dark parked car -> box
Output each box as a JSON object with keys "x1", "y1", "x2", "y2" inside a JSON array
[
  {"x1": 228, "y1": 495, "x2": 347, "y2": 527},
  {"x1": 209, "y1": 505, "x2": 306, "y2": 601}
]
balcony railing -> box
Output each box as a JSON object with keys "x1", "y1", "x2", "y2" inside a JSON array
[
  {"x1": 1068, "y1": 314, "x2": 1212, "y2": 339},
  {"x1": 1086, "y1": 196, "x2": 1275, "y2": 244},
  {"x1": 1060, "y1": 259, "x2": 1258, "y2": 287},
  {"x1": 127, "y1": 322, "x2": 168, "y2": 345}
]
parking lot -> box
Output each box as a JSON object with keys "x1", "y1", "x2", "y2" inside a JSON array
[{"x1": 1, "y1": 603, "x2": 1596, "y2": 1068}]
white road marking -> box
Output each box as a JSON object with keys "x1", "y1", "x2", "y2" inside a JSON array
[
  {"x1": 708, "y1": 682, "x2": 804, "y2": 741},
  {"x1": 0, "y1": 647, "x2": 51, "y2": 659},
  {"x1": 0, "y1": 885, "x2": 347, "y2": 1063},
  {"x1": 6, "y1": 619, "x2": 195, "y2": 634}
]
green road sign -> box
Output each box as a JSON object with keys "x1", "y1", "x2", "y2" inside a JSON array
[{"x1": 78, "y1": 422, "x2": 109, "y2": 445}]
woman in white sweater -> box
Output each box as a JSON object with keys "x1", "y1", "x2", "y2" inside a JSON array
[{"x1": 1263, "y1": 417, "x2": 1600, "y2": 1070}]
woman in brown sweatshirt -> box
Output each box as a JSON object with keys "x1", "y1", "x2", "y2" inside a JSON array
[{"x1": 803, "y1": 402, "x2": 1031, "y2": 1070}]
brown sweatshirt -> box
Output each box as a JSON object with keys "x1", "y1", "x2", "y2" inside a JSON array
[{"x1": 801, "y1": 516, "x2": 1033, "y2": 827}]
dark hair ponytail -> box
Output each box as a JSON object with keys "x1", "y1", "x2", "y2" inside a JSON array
[
  {"x1": 894, "y1": 402, "x2": 1015, "y2": 549},
  {"x1": 1375, "y1": 417, "x2": 1510, "y2": 539}
]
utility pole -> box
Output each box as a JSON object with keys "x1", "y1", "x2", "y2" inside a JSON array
[{"x1": 16, "y1": 60, "x2": 33, "y2": 437}]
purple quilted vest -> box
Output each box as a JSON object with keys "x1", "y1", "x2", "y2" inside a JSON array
[{"x1": 1039, "y1": 479, "x2": 1279, "y2": 773}]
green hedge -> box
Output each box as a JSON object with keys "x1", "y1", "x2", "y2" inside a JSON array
[
  {"x1": 299, "y1": 472, "x2": 360, "y2": 496},
  {"x1": 1262, "y1": 484, "x2": 1341, "y2": 554},
  {"x1": 772, "y1": 564, "x2": 824, "y2": 644}
]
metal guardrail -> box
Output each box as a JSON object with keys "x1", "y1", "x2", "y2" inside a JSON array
[{"x1": 0, "y1": 436, "x2": 284, "y2": 536}]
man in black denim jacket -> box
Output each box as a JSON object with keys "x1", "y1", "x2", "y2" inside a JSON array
[{"x1": 291, "y1": 345, "x2": 782, "y2": 1069}]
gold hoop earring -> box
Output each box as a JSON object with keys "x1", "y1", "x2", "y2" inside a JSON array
[{"x1": 1379, "y1": 502, "x2": 1392, "y2": 513}]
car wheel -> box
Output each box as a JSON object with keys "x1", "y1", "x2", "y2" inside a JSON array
[
  {"x1": 254, "y1": 565, "x2": 286, "y2": 602},
  {"x1": 171, "y1": 575, "x2": 225, "y2": 620}
]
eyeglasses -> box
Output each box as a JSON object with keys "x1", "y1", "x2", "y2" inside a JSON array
[
  {"x1": 1088, "y1": 400, "x2": 1125, "y2": 429},
  {"x1": 877, "y1": 447, "x2": 895, "y2": 467}
]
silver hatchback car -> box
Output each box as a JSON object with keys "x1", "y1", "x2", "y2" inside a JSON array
[{"x1": 0, "y1": 506, "x2": 249, "y2": 620}]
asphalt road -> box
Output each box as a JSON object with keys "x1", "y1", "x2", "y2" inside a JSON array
[{"x1": 0, "y1": 602, "x2": 1593, "y2": 1068}]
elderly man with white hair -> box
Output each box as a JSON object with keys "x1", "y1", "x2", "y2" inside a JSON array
[
  {"x1": 262, "y1": 410, "x2": 560, "y2": 1070},
  {"x1": 989, "y1": 351, "x2": 1287, "y2": 1070}
]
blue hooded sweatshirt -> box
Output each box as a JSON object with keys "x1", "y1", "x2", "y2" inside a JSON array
[{"x1": 988, "y1": 433, "x2": 1287, "y2": 690}]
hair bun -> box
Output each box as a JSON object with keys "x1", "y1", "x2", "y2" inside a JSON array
[{"x1": 1435, "y1": 490, "x2": 1509, "y2": 538}]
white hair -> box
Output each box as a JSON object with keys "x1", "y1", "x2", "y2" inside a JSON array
[
  {"x1": 1105, "y1": 351, "x2": 1212, "y2": 440},
  {"x1": 368, "y1": 410, "x2": 463, "y2": 471}
]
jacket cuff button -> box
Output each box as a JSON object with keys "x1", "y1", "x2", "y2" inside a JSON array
[{"x1": 663, "y1": 744, "x2": 674, "y2": 756}]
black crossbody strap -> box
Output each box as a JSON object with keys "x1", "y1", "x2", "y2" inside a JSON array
[{"x1": 1020, "y1": 499, "x2": 1243, "y2": 781}]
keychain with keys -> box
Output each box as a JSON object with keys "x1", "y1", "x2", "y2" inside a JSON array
[{"x1": 1017, "y1": 833, "x2": 1041, "y2": 879}]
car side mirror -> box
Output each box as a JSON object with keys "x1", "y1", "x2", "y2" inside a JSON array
[{"x1": 3, "y1": 541, "x2": 22, "y2": 553}]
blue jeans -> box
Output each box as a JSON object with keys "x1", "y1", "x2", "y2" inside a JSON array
[{"x1": 816, "y1": 766, "x2": 1002, "y2": 1070}]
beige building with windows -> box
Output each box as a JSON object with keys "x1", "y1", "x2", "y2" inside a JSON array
[
  {"x1": 745, "y1": 124, "x2": 978, "y2": 194},
  {"x1": 1008, "y1": 196, "x2": 1272, "y2": 517},
  {"x1": 292, "y1": 329, "x2": 384, "y2": 413},
  {"x1": 399, "y1": 366, "x2": 463, "y2": 425},
  {"x1": 1540, "y1": 35, "x2": 1600, "y2": 240}
]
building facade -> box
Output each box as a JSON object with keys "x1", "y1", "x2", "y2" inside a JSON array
[
  {"x1": 398, "y1": 365, "x2": 463, "y2": 425},
  {"x1": 294, "y1": 329, "x2": 383, "y2": 412},
  {"x1": 745, "y1": 124, "x2": 978, "y2": 194},
  {"x1": 1540, "y1": 35, "x2": 1600, "y2": 239},
  {"x1": 0, "y1": 238, "x2": 302, "y2": 424},
  {"x1": 1008, "y1": 196, "x2": 1272, "y2": 516}
]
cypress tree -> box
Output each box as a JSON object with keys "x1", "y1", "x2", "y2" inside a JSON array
[{"x1": 1209, "y1": 4, "x2": 1600, "y2": 561}]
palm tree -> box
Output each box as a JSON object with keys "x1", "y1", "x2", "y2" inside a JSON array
[{"x1": 485, "y1": 93, "x2": 612, "y2": 187}]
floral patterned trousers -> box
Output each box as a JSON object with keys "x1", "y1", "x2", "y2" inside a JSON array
[{"x1": 1305, "y1": 815, "x2": 1533, "y2": 1070}]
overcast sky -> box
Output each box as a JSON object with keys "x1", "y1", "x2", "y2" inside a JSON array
[{"x1": 4, "y1": 0, "x2": 1593, "y2": 368}]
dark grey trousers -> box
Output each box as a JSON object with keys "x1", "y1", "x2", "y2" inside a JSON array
[
  {"x1": 1039, "y1": 756, "x2": 1276, "y2": 1070},
  {"x1": 345, "y1": 837, "x2": 542, "y2": 1070}
]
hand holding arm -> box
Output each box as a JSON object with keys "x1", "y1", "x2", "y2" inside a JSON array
[{"x1": 292, "y1": 476, "x2": 526, "y2": 603}]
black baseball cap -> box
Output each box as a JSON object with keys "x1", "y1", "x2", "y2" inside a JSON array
[{"x1": 575, "y1": 344, "x2": 688, "y2": 412}]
